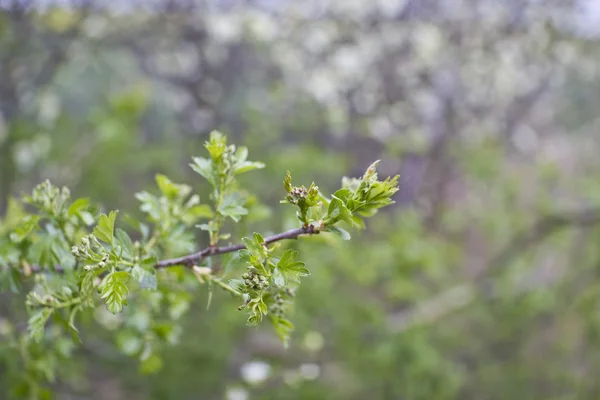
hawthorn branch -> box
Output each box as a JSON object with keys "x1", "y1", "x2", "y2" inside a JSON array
[
  {"x1": 155, "y1": 225, "x2": 317, "y2": 269},
  {"x1": 25, "y1": 225, "x2": 318, "y2": 274}
]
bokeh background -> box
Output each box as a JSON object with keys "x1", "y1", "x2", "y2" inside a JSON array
[{"x1": 2, "y1": 0, "x2": 600, "y2": 398}]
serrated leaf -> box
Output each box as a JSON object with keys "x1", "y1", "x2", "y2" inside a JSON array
[
  {"x1": 99, "y1": 270, "x2": 130, "y2": 314},
  {"x1": 285, "y1": 262, "x2": 310, "y2": 275},
  {"x1": 272, "y1": 268, "x2": 285, "y2": 286},
  {"x1": 11, "y1": 215, "x2": 40, "y2": 242},
  {"x1": 324, "y1": 196, "x2": 353, "y2": 226},
  {"x1": 131, "y1": 264, "x2": 157, "y2": 290},
  {"x1": 218, "y1": 193, "x2": 248, "y2": 222},
  {"x1": 93, "y1": 211, "x2": 118, "y2": 246},
  {"x1": 190, "y1": 157, "x2": 215, "y2": 186},
  {"x1": 79, "y1": 270, "x2": 95, "y2": 307},
  {"x1": 116, "y1": 228, "x2": 134, "y2": 259},
  {"x1": 271, "y1": 316, "x2": 294, "y2": 347},
  {"x1": 205, "y1": 130, "x2": 227, "y2": 161},
  {"x1": 276, "y1": 249, "x2": 298, "y2": 268},
  {"x1": 253, "y1": 232, "x2": 264, "y2": 245},
  {"x1": 276, "y1": 251, "x2": 310, "y2": 283}
]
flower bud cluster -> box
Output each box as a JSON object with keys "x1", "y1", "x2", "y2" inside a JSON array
[
  {"x1": 30, "y1": 180, "x2": 70, "y2": 214},
  {"x1": 241, "y1": 268, "x2": 269, "y2": 291},
  {"x1": 71, "y1": 235, "x2": 101, "y2": 259},
  {"x1": 287, "y1": 186, "x2": 308, "y2": 205}
]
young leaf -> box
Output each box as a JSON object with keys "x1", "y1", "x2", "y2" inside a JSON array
[
  {"x1": 140, "y1": 256, "x2": 158, "y2": 269},
  {"x1": 218, "y1": 193, "x2": 248, "y2": 222},
  {"x1": 131, "y1": 264, "x2": 157, "y2": 290},
  {"x1": 116, "y1": 228, "x2": 134, "y2": 259},
  {"x1": 11, "y1": 215, "x2": 40, "y2": 242},
  {"x1": 276, "y1": 250, "x2": 310, "y2": 283},
  {"x1": 190, "y1": 157, "x2": 215, "y2": 186},
  {"x1": 28, "y1": 308, "x2": 54, "y2": 342},
  {"x1": 204, "y1": 130, "x2": 227, "y2": 161},
  {"x1": 228, "y1": 279, "x2": 248, "y2": 294},
  {"x1": 325, "y1": 226, "x2": 351, "y2": 240},
  {"x1": 283, "y1": 171, "x2": 292, "y2": 193},
  {"x1": 271, "y1": 316, "x2": 294, "y2": 347},
  {"x1": 68, "y1": 198, "x2": 90, "y2": 217},
  {"x1": 155, "y1": 174, "x2": 189, "y2": 199},
  {"x1": 93, "y1": 211, "x2": 118, "y2": 246},
  {"x1": 79, "y1": 270, "x2": 96, "y2": 307},
  {"x1": 99, "y1": 270, "x2": 130, "y2": 314}
]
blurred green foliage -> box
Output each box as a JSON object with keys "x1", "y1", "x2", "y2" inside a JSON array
[{"x1": 2, "y1": 1, "x2": 600, "y2": 399}]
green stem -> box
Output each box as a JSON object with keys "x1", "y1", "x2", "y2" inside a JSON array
[
  {"x1": 58, "y1": 219, "x2": 74, "y2": 247},
  {"x1": 54, "y1": 297, "x2": 82, "y2": 309},
  {"x1": 212, "y1": 277, "x2": 243, "y2": 297},
  {"x1": 144, "y1": 231, "x2": 159, "y2": 252}
]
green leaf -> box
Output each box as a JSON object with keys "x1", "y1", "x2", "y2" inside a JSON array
[
  {"x1": 11, "y1": 215, "x2": 40, "y2": 242},
  {"x1": 204, "y1": 130, "x2": 227, "y2": 161},
  {"x1": 324, "y1": 196, "x2": 353, "y2": 226},
  {"x1": 276, "y1": 249, "x2": 298, "y2": 268},
  {"x1": 156, "y1": 174, "x2": 178, "y2": 199},
  {"x1": 236, "y1": 146, "x2": 248, "y2": 162},
  {"x1": 276, "y1": 250, "x2": 310, "y2": 283},
  {"x1": 93, "y1": 210, "x2": 118, "y2": 246},
  {"x1": 218, "y1": 193, "x2": 248, "y2": 222},
  {"x1": 140, "y1": 256, "x2": 158, "y2": 269},
  {"x1": 235, "y1": 160, "x2": 265, "y2": 175},
  {"x1": 156, "y1": 174, "x2": 192, "y2": 200},
  {"x1": 131, "y1": 264, "x2": 157, "y2": 290},
  {"x1": 228, "y1": 279, "x2": 248, "y2": 294},
  {"x1": 271, "y1": 316, "x2": 294, "y2": 347},
  {"x1": 253, "y1": 232, "x2": 265, "y2": 245},
  {"x1": 184, "y1": 204, "x2": 213, "y2": 222},
  {"x1": 284, "y1": 171, "x2": 292, "y2": 193},
  {"x1": 234, "y1": 146, "x2": 265, "y2": 174},
  {"x1": 247, "y1": 314, "x2": 262, "y2": 326},
  {"x1": 68, "y1": 198, "x2": 90, "y2": 217},
  {"x1": 78, "y1": 211, "x2": 95, "y2": 226},
  {"x1": 79, "y1": 270, "x2": 95, "y2": 307},
  {"x1": 68, "y1": 305, "x2": 81, "y2": 342},
  {"x1": 116, "y1": 229, "x2": 134, "y2": 259},
  {"x1": 190, "y1": 157, "x2": 215, "y2": 186},
  {"x1": 326, "y1": 226, "x2": 351, "y2": 240},
  {"x1": 242, "y1": 234, "x2": 268, "y2": 260},
  {"x1": 28, "y1": 308, "x2": 54, "y2": 342},
  {"x1": 272, "y1": 268, "x2": 285, "y2": 286},
  {"x1": 99, "y1": 270, "x2": 130, "y2": 314}
]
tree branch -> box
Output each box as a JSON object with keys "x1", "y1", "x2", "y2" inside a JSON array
[
  {"x1": 25, "y1": 225, "x2": 318, "y2": 274},
  {"x1": 155, "y1": 225, "x2": 317, "y2": 269}
]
